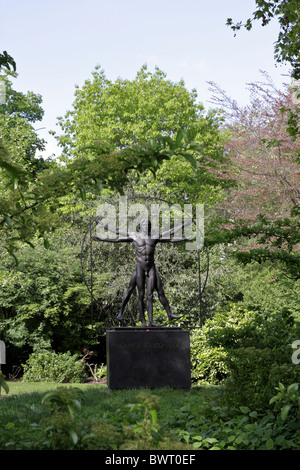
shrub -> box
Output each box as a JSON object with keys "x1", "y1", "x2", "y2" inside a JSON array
[
  {"x1": 222, "y1": 313, "x2": 299, "y2": 409},
  {"x1": 190, "y1": 303, "x2": 299, "y2": 409},
  {"x1": 223, "y1": 347, "x2": 288, "y2": 409},
  {"x1": 190, "y1": 305, "x2": 255, "y2": 384},
  {"x1": 22, "y1": 350, "x2": 87, "y2": 383}
]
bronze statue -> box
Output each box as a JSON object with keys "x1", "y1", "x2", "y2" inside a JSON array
[{"x1": 93, "y1": 217, "x2": 192, "y2": 327}]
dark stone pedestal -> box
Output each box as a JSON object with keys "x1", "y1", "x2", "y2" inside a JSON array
[{"x1": 106, "y1": 327, "x2": 191, "y2": 389}]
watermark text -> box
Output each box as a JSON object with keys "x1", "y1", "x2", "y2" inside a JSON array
[{"x1": 95, "y1": 197, "x2": 204, "y2": 250}]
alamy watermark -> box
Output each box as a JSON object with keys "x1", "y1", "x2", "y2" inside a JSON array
[
  {"x1": 291, "y1": 340, "x2": 300, "y2": 365},
  {"x1": 0, "y1": 80, "x2": 6, "y2": 105},
  {"x1": 95, "y1": 196, "x2": 204, "y2": 250},
  {"x1": 0, "y1": 340, "x2": 6, "y2": 364}
]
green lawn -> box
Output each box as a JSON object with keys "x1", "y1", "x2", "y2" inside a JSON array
[
  {"x1": 0, "y1": 381, "x2": 220, "y2": 427},
  {"x1": 1, "y1": 381, "x2": 299, "y2": 450}
]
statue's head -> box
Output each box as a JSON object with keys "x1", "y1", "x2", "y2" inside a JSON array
[{"x1": 140, "y1": 217, "x2": 151, "y2": 235}]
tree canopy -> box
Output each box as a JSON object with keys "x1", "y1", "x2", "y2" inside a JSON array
[{"x1": 53, "y1": 65, "x2": 233, "y2": 205}]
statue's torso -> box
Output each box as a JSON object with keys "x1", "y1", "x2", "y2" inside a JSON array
[{"x1": 134, "y1": 237, "x2": 156, "y2": 271}]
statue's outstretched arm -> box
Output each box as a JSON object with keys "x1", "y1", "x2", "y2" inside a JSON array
[
  {"x1": 159, "y1": 219, "x2": 193, "y2": 241},
  {"x1": 92, "y1": 236, "x2": 133, "y2": 243},
  {"x1": 95, "y1": 221, "x2": 134, "y2": 241},
  {"x1": 97, "y1": 221, "x2": 131, "y2": 237}
]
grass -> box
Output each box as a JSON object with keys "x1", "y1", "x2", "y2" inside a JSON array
[
  {"x1": 1, "y1": 381, "x2": 299, "y2": 450},
  {"x1": 0, "y1": 381, "x2": 220, "y2": 427}
]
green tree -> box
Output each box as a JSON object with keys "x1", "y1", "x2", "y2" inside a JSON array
[
  {"x1": 54, "y1": 65, "x2": 208, "y2": 157},
  {"x1": 0, "y1": 72, "x2": 58, "y2": 260},
  {"x1": 53, "y1": 64, "x2": 233, "y2": 206}
]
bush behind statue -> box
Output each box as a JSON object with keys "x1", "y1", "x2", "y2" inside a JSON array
[{"x1": 22, "y1": 350, "x2": 87, "y2": 383}]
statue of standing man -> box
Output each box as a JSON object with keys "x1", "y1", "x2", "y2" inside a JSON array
[{"x1": 93, "y1": 217, "x2": 192, "y2": 327}]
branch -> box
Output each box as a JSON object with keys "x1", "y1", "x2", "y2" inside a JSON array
[{"x1": 0, "y1": 201, "x2": 39, "y2": 227}]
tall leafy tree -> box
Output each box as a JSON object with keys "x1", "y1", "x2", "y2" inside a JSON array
[
  {"x1": 0, "y1": 73, "x2": 58, "y2": 260},
  {"x1": 54, "y1": 65, "x2": 208, "y2": 157},
  {"x1": 53, "y1": 65, "x2": 232, "y2": 204}
]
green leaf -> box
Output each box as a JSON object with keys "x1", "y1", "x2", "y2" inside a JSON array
[
  {"x1": 0, "y1": 378, "x2": 9, "y2": 394},
  {"x1": 269, "y1": 395, "x2": 280, "y2": 404},
  {"x1": 67, "y1": 404, "x2": 76, "y2": 419},
  {"x1": 95, "y1": 179, "x2": 102, "y2": 194},
  {"x1": 12, "y1": 176, "x2": 18, "y2": 190},
  {"x1": 287, "y1": 383, "x2": 298, "y2": 394},
  {"x1": 43, "y1": 235, "x2": 50, "y2": 249},
  {"x1": 266, "y1": 438, "x2": 275, "y2": 450},
  {"x1": 149, "y1": 408, "x2": 158, "y2": 425},
  {"x1": 67, "y1": 427, "x2": 79, "y2": 445},
  {"x1": 175, "y1": 129, "x2": 184, "y2": 146},
  {"x1": 275, "y1": 435, "x2": 285, "y2": 446},
  {"x1": 79, "y1": 186, "x2": 87, "y2": 201},
  {"x1": 0, "y1": 158, "x2": 23, "y2": 177},
  {"x1": 4, "y1": 216, "x2": 12, "y2": 229},
  {"x1": 72, "y1": 399, "x2": 82, "y2": 410},
  {"x1": 205, "y1": 437, "x2": 218, "y2": 444},
  {"x1": 180, "y1": 152, "x2": 197, "y2": 168},
  {"x1": 240, "y1": 406, "x2": 250, "y2": 414},
  {"x1": 281, "y1": 404, "x2": 292, "y2": 421},
  {"x1": 193, "y1": 441, "x2": 203, "y2": 449},
  {"x1": 42, "y1": 390, "x2": 62, "y2": 405}
]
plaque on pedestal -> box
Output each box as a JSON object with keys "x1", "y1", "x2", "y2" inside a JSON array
[{"x1": 106, "y1": 327, "x2": 191, "y2": 389}]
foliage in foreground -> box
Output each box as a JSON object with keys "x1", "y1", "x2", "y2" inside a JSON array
[
  {"x1": 0, "y1": 388, "x2": 193, "y2": 450},
  {"x1": 168, "y1": 383, "x2": 300, "y2": 450},
  {"x1": 0, "y1": 371, "x2": 9, "y2": 395},
  {"x1": 0, "y1": 384, "x2": 299, "y2": 450}
]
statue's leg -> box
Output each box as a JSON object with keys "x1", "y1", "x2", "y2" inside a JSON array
[
  {"x1": 156, "y1": 270, "x2": 179, "y2": 320},
  {"x1": 116, "y1": 269, "x2": 137, "y2": 321},
  {"x1": 146, "y1": 268, "x2": 160, "y2": 327},
  {"x1": 136, "y1": 263, "x2": 146, "y2": 327}
]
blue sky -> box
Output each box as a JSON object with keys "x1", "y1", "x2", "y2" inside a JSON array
[{"x1": 1, "y1": 0, "x2": 291, "y2": 157}]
